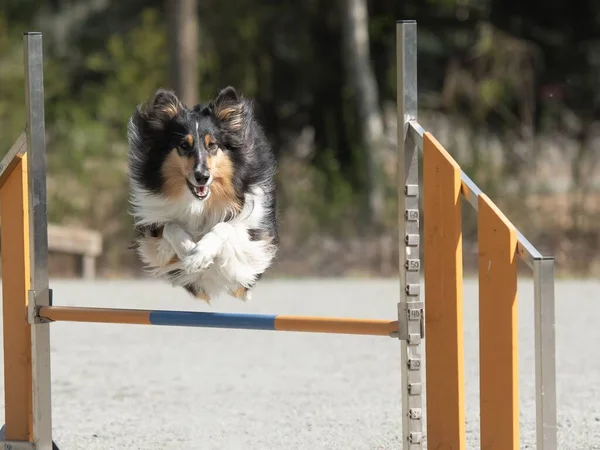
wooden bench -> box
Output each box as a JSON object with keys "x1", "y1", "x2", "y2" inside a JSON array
[
  {"x1": 47, "y1": 224, "x2": 103, "y2": 279},
  {"x1": 0, "y1": 220, "x2": 103, "y2": 279}
]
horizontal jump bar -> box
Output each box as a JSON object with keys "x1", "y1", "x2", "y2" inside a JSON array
[{"x1": 38, "y1": 306, "x2": 398, "y2": 337}]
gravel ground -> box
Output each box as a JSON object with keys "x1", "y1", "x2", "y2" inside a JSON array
[{"x1": 0, "y1": 278, "x2": 599, "y2": 450}]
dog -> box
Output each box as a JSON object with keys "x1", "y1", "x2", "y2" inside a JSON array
[{"x1": 126, "y1": 86, "x2": 278, "y2": 303}]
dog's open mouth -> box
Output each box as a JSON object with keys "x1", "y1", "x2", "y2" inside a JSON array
[{"x1": 187, "y1": 181, "x2": 211, "y2": 200}]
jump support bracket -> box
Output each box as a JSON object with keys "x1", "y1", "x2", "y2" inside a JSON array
[
  {"x1": 394, "y1": 301, "x2": 424, "y2": 342},
  {"x1": 27, "y1": 289, "x2": 53, "y2": 325}
]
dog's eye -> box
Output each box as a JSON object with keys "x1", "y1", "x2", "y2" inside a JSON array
[
  {"x1": 180, "y1": 141, "x2": 192, "y2": 151},
  {"x1": 207, "y1": 142, "x2": 218, "y2": 152}
]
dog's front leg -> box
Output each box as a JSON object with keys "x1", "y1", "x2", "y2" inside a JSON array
[
  {"x1": 162, "y1": 222, "x2": 197, "y2": 260},
  {"x1": 180, "y1": 222, "x2": 234, "y2": 275}
]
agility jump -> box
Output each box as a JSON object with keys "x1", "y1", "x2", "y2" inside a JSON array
[{"x1": 0, "y1": 21, "x2": 557, "y2": 450}]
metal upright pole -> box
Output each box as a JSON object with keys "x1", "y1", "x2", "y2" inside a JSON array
[
  {"x1": 24, "y1": 31, "x2": 54, "y2": 450},
  {"x1": 534, "y1": 258, "x2": 558, "y2": 450},
  {"x1": 396, "y1": 21, "x2": 424, "y2": 449}
]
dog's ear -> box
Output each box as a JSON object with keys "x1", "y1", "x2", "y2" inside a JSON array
[
  {"x1": 135, "y1": 89, "x2": 184, "y2": 130},
  {"x1": 210, "y1": 86, "x2": 252, "y2": 146},
  {"x1": 150, "y1": 89, "x2": 184, "y2": 118}
]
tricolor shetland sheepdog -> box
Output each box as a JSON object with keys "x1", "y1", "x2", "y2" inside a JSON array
[{"x1": 127, "y1": 87, "x2": 278, "y2": 302}]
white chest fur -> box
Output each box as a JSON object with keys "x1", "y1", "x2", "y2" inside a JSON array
[{"x1": 130, "y1": 182, "x2": 276, "y2": 299}]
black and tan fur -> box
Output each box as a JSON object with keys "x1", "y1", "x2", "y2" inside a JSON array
[{"x1": 127, "y1": 87, "x2": 278, "y2": 302}]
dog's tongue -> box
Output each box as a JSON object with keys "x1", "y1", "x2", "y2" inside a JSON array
[{"x1": 196, "y1": 185, "x2": 208, "y2": 196}]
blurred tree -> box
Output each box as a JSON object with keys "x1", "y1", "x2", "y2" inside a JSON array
[
  {"x1": 342, "y1": 0, "x2": 386, "y2": 228},
  {"x1": 167, "y1": 0, "x2": 199, "y2": 105}
]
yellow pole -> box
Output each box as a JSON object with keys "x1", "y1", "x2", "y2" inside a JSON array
[
  {"x1": 478, "y1": 193, "x2": 520, "y2": 450},
  {"x1": 423, "y1": 132, "x2": 466, "y2": 449},
  {"x1": 1, "y1": 153, "x2": 33, "y2": 441}
]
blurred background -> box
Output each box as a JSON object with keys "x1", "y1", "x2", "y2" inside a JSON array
[{"x1": 1, "y1": 0, "x2": 599, "y2": 279}]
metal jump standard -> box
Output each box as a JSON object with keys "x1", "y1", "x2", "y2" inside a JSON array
[{"x1": 0, "y1": 21, "x2": 557, "y2": 450}]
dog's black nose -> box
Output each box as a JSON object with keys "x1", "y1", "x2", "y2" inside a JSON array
[{"x1": 193, "y1": 168, "x2": 210, "y2": 185}]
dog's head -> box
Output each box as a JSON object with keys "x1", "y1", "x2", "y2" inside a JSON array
[{"x1": 128, "y1": 86, "x2": 252, "y2": 206}]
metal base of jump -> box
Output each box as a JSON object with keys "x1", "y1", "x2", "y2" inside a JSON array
[
  {"x1": 38, "y1": 306, "x2": 399, "y2": 336},
  {"x1": 0, "y1": 426, "x2": 59, "y2": 450}
]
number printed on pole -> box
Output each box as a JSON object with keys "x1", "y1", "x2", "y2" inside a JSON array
[
  {"x1": 405, "y1": 259, "x2": 420, "y2": 271},
  {"x1": 409, "y1": 408, "x2": 422, "y2": 420},
  {"x1": 405, "y1": 209, "x2": 419, "y2": 221},
  {"x1": 408, "y1": 358, "x2": 421, "y2": 370},
  {"x1": 408, "y1": 308, "x2": 421, "y2": 321}
]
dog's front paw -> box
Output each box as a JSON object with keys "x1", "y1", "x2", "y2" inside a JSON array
[
  {"x1": 181, "y1": 232, "x2": 224, "y2": 274},
  {"x1": 181, "y1": 249, "x2": 215, "y2": 274}
]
